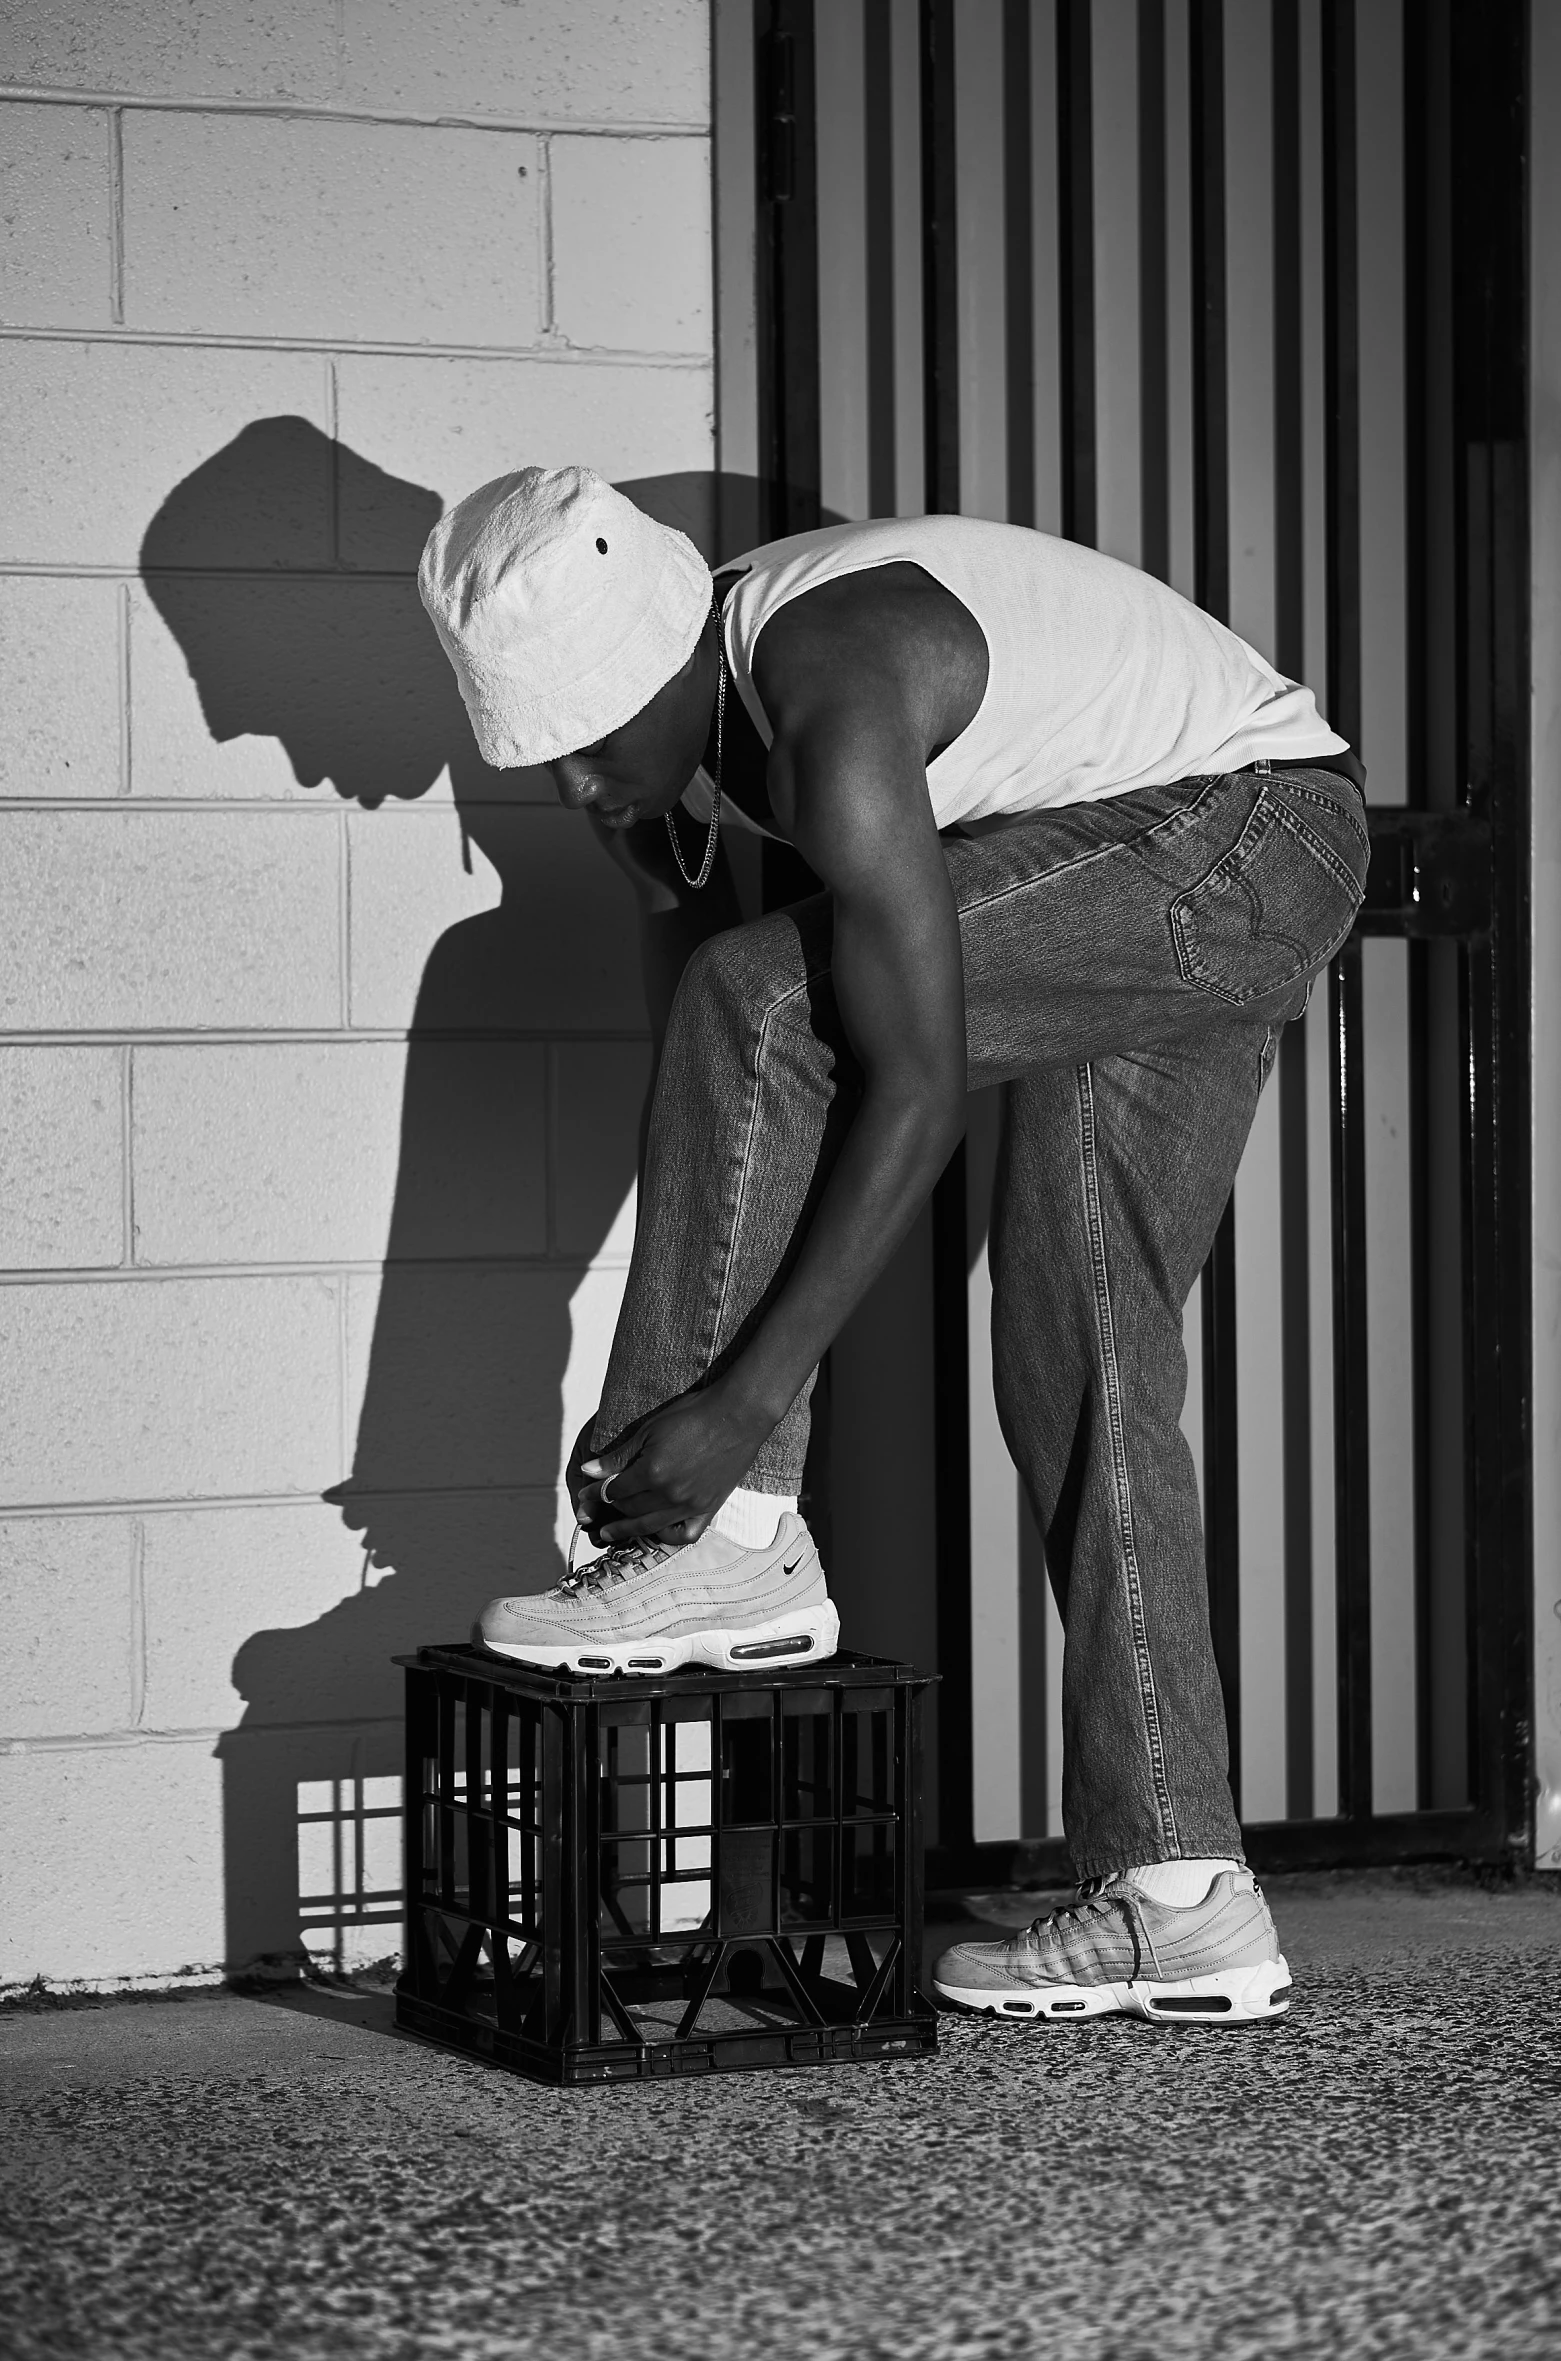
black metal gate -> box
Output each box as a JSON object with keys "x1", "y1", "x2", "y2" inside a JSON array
[{"x1": 737, "y1": 0, "x2": 1531, "y2": 1878}]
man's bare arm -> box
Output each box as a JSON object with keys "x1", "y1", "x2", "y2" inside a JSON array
[
  {"x1": 723, "y1": 686, "x2": 966, "y2": 1425},
  {"x1": 589, "y1": 597, "x2": 972, "y2": 1540}
]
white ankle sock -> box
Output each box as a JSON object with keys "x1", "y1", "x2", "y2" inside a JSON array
[
  {"x1": 1126, "y1": 1857, "x2": 1239, "y2": 1908},
  {"x1": 711, "y1": 1486, "x2": 797, "y2": 1549}
]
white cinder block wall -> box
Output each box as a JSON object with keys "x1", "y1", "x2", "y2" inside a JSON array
[{"x1": 0, "y1": 1, "x2": 713, "y2": 1989}]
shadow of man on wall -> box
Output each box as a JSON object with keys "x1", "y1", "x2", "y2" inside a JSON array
[{"x1": 141, "y1": 421, "x2": 767, "y2": 1974}]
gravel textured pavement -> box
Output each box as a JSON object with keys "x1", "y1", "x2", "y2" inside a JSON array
[{"x1": 3, "y1": 1871, "x2": 1558, "y2": 2361}]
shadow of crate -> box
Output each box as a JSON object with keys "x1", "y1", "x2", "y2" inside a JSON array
[{"x1": 394, "y1": 1646, "x2": 938, "y2": 2084}]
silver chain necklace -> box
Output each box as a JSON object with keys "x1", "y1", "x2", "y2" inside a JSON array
[{"x1": 664, "y1": 598, "x2": 724, "y2": 890}]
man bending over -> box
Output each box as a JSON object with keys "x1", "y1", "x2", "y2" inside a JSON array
[{"x1": 418, "y1": 466, "x2": 1367, "y2": 2026}]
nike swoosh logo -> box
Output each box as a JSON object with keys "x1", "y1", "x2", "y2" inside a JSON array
[{"x1": 782, "y1": 1555, "x2": 804, "y2": 1575}]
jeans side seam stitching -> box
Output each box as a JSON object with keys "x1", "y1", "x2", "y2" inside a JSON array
[
  {"x1": 703, "y1": 979, "x2": 805, "y2": 1374},
  {"x1": 1075, "y1": 1061, "x2": 1182, "y2": 1859}
]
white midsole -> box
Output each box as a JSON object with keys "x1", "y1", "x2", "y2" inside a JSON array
[
  {"x1": 933, "y1": 1954, "x2": 1292, "y2": 2024},
  {"x1": 482, "y1": 1597, "x2": 841, "y2": 1677}
]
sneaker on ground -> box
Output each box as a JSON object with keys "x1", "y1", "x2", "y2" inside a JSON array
[
  {"x1": 932, "y1": 1868, "x2": 1291, "y2": 2025},
  {"x1": 477, "y1": 1513, "x2": 839, "y2": 1677}
]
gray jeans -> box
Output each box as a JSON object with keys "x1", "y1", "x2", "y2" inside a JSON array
[{"x1": 593, "y1": 763, "x2": 1369, "y2": 1875}]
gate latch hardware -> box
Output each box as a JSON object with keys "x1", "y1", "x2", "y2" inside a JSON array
[
  {"x1": 764, "y1": 33, "x2": 796, "y2": 205},
  {"x1": 1358, "y1": 811, "x2": 1491, "y2": 940}
]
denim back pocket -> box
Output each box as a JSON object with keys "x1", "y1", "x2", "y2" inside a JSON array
[{"x1": 1171, "y1": 790, "x2": 1366, "y2": 1007}]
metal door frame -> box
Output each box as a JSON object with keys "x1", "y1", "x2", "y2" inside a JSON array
[{"x1": 747, "y1": 0, "x2": 1533, "y2": 1881}]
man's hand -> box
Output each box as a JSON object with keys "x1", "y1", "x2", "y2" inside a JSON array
[
  {"x1": 573, "y1": 1381, "x2": 769, "y2": 1547},
  {"x1": 565, "y1": 1413, "x2": 607, "y2": 1532}
]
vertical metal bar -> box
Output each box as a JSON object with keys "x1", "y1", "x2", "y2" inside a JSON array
[
  {"x1": 487, "y1": 1690, "x2": 517, "y2": 2026},
  {"x1": 650, "y1": 1703, "x2": 664, "y2": 1946},
  {"x1": 920, "y1": 0, "x2": 960, "y2": 517},
  {"x1": 1401, "y1": 0, "x2": 1440, "y2": 1808},
  {"x1": 905, "y1": 1679, "x2": 929, "y2": 2008},
  {"x1": 402, "y1": 1668, "x2": 429, "y2": 1994},
  {"x1": 1272, "y1": 0, "x2": 1305, "y2": 670},
  {"x1": 1137, "y1": 0, "x2": 1169, "y2": 582},
  {"x1": 1408, "y1": 923, "x2": 1435, "y2": 1808},
  {"x1": 1448, "y1": 0, "x2": 1531, "y2": 1861},
  {"x1": 540, "y1": 1699, "x2": 568, "y2": 2046},
  {"x1": 1187, "y1": 0, "x2": 1240, "y2": 1796},
  {"x1": 755, "y1": 0, "x2": 821, "y2": 540},
  {"x1": 1003, "y1": 0, "x2": 1036, "y2": 528},
  {"x1": 1189, "y1": 0, "x2": 1229, "y2": 622},
  {"x1": 931, "y1": 1143, "x2": 973, "y2": 1853},
  {"x1": 918, "y1": 0, "x2": 972, "y2": 1857},
  {"x1": 1272, "y1": 0, "x2": 1314, "y2": 1821},
  {"x1": 437, "y1": 1680, "x2": 457, "y2": 1911},
  {"x1": 1278, "y1": 1023, "x2": 1315, "y2": 1819},
  {"x1": 574, "y1": 1699, "x2": 600, "y2": 2049},
  {"x1": 1321, "y1": 1, "x2": 1362, "y2": 745},
  {"x1": 1321, "y1": 0, "x2": 1372, "y2": 1822},
  {"x1": 1403, "y1": 0, "x2": 1460, "y2": 1813},
  {"x1": 520, "y1": 1700, "x2": 538, "y2": 1931},
  {"x1": 864, "y1": 0, "x2": 898, "y2": 517},
  {"x1": 1329, "y1": 940, "x2": 1373, "y2": 1818},
  {"x1": 1017, "y1": 1486, "x2": 1051, "y2": 1838},
  {"x1": 1056, "y1": 0, "x2": 1096, "y2": 546},
  {"x1": 490, "y1": 1692, "x2": 510, "y2": 1936},
  {"x1": 714, "y1": 0, "x2": 760, "y2": 558},
  {"x1": 465, "y1": 1678, "x2": 488, "y2": 1928}
]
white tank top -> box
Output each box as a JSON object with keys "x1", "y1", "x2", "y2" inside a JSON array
[{"x1": 715, "y1": 515, "x2": 1346, "y2": 831}]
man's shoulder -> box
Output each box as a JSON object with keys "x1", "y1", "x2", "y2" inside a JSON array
[{"x1": 752, "y1": 560, "x2": 979, "y2": 712}]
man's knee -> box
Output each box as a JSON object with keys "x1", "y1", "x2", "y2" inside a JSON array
[{"x1": 672, "y1": 914, "x2": 811, "y2": 1046}]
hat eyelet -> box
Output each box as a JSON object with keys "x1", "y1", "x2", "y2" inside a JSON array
[{"x1": 596, "y1": 537, "x2": 608, "y2": 554}]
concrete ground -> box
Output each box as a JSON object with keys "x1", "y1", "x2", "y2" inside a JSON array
[{"x1": 3, "y1": 1871, "x2": 1559, "y2": 2361}]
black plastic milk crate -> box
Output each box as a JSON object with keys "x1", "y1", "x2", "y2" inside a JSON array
[{"x1": 394, "y1": 1644, "x2": 938, "y2": 2084}]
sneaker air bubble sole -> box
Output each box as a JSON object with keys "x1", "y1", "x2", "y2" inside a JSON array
[
  {"x1": 482, "y1": 1599, "x2": 841, "y2": 1679},
  {"x1": 933, "y1": 1954, "x2": 1292, "y2": 2025}
]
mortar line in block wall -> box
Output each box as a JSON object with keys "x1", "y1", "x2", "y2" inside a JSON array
[
  {"x1": 0, "y1": 1484, "x2": 561, "y2": 1520},
  {"x1": 3, "y1": 565, "x2": 426, "y2": 583},
  {"x1": 0, "y1": 792, "x2": 626, "y2": 818},
  {"x1": 0, "y1": 1027, "x2": 651, "y2": 1047},
  {"x1": 5, "y1": 794, "x2": 496, "y2": 814},
  {"x1": 107, "y1": 107, "x2": 123, "y2": 325},
  {"x1": 2, "y1": 793, "x2": 472, "y2": 810},
  {"x1": 0, "y1": 86, "x2": 711, "y2": 139},
  {"x1": 0, "y1": 1251, "x2": 632, "y2": 1285},
  {"x1": 3, "y1": 1715, "x2": 407, "y2": 1757},
  {"x1": 0, "y1": 323, "x2": 711, "y2": 367},
  {"x1": 1, "y1": 794, "x2": 349, "y2": 812}
]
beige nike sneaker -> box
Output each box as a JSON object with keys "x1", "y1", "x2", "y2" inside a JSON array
[
  {"x1": 932, "y1": 1868, "x2": 1291, "y2": 2025},
  {"x1": 477, "y1": 1513, "x2": 839, "y2": 1677}
]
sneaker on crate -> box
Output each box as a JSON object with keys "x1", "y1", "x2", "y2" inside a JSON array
[
  {"x1": 932, "y1": 1868, "x2": 1291, "y2": 2026},
  {"x1": 477, "y1": 1513, "x2": 839, "y2": 1677}
]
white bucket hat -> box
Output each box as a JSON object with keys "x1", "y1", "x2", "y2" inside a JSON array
[{"x1": 417, "y1": 464, "x2": 712, "y2": 767}]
